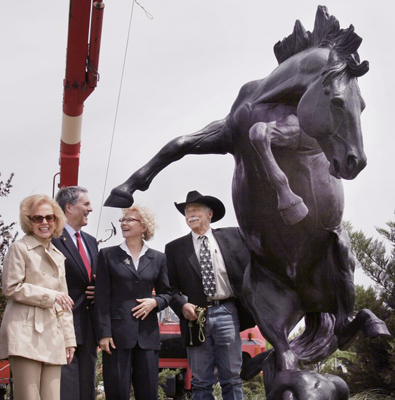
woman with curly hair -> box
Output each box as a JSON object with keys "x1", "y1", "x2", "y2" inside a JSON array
[
  {"x1": 0, "y1": 194, "x2": 76, "y2": 400},
  {"x1": 95, "y1": 204, "x2": 171, "y2": 400}
]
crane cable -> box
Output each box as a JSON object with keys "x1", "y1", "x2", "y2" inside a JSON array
[{"x1": 95, "y1": 0, "x2": 153, "y2": 240}]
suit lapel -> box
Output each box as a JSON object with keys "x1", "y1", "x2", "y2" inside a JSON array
[
  {"x1": 24, "y1": 235, "x2": 62, "y2": 273},
  {"x1": 182, "y1": 233, "x2": 202, "y2": 279},
  {"x1": 137, "y1": 249, "x2": 153, "y2": 275},
  {"x1": 114, "y1": 247, "x2": 139, "y2": 277}
]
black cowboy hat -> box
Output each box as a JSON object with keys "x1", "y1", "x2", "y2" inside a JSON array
[{"x1": 174, "y1": 190, "x2": 226, "y2": 223}]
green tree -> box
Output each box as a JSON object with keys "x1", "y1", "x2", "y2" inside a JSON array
[
  {"x1": 342, "y1": 220, "x2": 395, "y2": 395},
  {"x1": 0, "y1": 173, "x2": 18, "y2": 320}
]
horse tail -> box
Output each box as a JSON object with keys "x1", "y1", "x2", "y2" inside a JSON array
[
  {"x1": 241, "y1": 312, "x2": 339, "y2": 394},
  {"x1": 290, "y1": 312, "x2": 338, "y2": 363}
]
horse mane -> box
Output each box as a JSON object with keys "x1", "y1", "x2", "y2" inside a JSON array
[{"x1": 274, "y1": 5, "x2": 369, "y2": 78}]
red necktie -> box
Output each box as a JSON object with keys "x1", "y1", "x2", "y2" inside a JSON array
[{"x1": 76, "y1": 231, "x2": 92, "y2": 280}]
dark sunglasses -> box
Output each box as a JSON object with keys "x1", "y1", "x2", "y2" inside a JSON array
[
  {"x1": 29, "y1": 214, "x2": 56, "y2": 223},
  {"x1": 119, "y1": 217, "x2": 141, "y2": 223}
]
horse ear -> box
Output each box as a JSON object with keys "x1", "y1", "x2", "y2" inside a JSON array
[
  {"x1": 322, "y1": 49, "x2": 345, "y2": 90},
  {"x1": 327, "y1": 48, "x2": 338, "y2": 65}
]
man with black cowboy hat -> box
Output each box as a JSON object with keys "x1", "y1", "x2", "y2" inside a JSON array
[{"x1": 166, "y1": 190, "x2": 254, "y2": 400}]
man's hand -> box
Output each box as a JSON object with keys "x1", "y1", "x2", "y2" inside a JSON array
[
  {"x1": 182, "y1": 303, "x2": 198, "y2": 321},
  {"x1": 100, "y1": 337, "x2": 116, "y2": 355},
  {"x1": 85, "y1": 274, "x2": 96, "y2": 302},
  {"x1": 85, "y1": 286, "x2": 95, "y2": 300}
]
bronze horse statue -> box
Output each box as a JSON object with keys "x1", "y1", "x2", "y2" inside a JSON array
[{"x1": 105, "y1": 6, "x2": 389, "y2": 398}]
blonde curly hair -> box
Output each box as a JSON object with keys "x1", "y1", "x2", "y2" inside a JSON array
[
  {"x1": 20, "y1": 194, "x2": 66, "y2": 237},
  {"x1": 122, "y1": 204, "x2": 157, "y2": 241}
]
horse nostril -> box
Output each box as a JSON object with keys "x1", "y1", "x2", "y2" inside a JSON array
[
  {"x1": 346, "y1": 154, "x2": 367, "y2": 178},
  {"x1": 346, "y1": 155, "x2": 358, "y2": 172},
  {"x1": 333, "y1": 159, "x2": 340, "y2": 174}
]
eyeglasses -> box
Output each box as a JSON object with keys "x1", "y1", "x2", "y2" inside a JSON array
[
  {"x1": 29, "y1": 214, "x2": 56, "y2": 223},
  {"x1": 119, "y1": 217, "x2": 141, "y2": 223}
]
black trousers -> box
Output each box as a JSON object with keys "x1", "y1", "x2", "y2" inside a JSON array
[
  {"x1": 60, "y1": 317, "x2": 97, "y2": 400},
  {"x1": 102, "y1": 344, "x2": 159, "y2": 400}
]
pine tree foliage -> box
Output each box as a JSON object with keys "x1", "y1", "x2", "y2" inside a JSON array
[
  {"x1": 345, "y1": 220, "x2": 395, "y2": 310},
  {"x1": 341, "y1": 220, "x2": 395, "y2": 394},
  {"x1": 0, "y1": 173, "x2": 17, "y2": 320},
  {"x1": 0, "y1": 173, "x2": 18, "y2": 269}
]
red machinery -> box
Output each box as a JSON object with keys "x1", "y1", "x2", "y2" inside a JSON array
[
  {"x1": 59, "y1": 0, "x2": 105, "y2": 187},
  {"x1": 0, "y1": 360, "x2": 10, "y2": 399}
]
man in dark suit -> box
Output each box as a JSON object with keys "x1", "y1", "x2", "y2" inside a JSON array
[
  {"x1": 166, "y1": 190, "x2": 254, "y2": 400},
  {"x1": 52, "y1": 186, "x2": 98, "y2": 400}
]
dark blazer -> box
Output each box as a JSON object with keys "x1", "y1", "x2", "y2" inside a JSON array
[
  {"x1": 165, "y1": 227, "x2": 255, "y2": 347},
  {"x1": 95, "y1": 246, "x2": 171, "y2": 350},
  {"x1": 52, "y1": 229, "x2": 98, "y2": 344}
]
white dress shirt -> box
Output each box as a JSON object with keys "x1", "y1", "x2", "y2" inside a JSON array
[
  {"x1": 191, "y1": 228, "x2": 234, "y2": 301},
  {"x1": 120, "y1": 240, "x2": 149, "y2": 270}
]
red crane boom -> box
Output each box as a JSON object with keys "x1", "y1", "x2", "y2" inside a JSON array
[{"x1": 59, "y1": 0, "x2": 105, "y2": 187}]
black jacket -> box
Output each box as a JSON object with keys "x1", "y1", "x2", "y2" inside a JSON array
[
  {"x1": 165, "y1": 227, "x2": 255, "y2": 346},
  {"x1": 95, "y1": 246, "x2": 171, "y2": 350},
  {"x1": 52, "y1": 229, "x2": 98, "y2": 345}
]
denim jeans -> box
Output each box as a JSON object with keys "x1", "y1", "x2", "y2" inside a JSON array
[{"x1": 187, "y1": 301, "x2": 243, "y2": 400}]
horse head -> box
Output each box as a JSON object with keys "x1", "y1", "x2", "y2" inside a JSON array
[{"x1": 297, "y1": 27, "x2": 369, "y2": 180}]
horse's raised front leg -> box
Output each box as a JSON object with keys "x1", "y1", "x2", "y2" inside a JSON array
[
  {"x1": 249, "y1": 121, "x2": 308, "y2": 225},
  {"x1": 105, "y1": 119, "x2": 229, "y2": 207}
]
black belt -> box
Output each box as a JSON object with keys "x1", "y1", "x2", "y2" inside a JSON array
[{"x1": 206, "y1": 298, "x2": 235, "y2": 307}]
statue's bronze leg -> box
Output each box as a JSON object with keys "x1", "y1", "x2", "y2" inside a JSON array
[
  {"x1": 105, "y1": 119, "x2": 228, "y2": 207},
  {"x1": 249, "y1": 122, "x2": 308, "y2": 225}
]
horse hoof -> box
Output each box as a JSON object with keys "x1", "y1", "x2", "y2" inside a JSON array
[
  {"x1": 104, "y1": 189, "x2": 135, "y2": 208},
  {"x1": 363, "y1": 318, "x2": 391, "y2": 339},
  {"x1": 279, "y1": 200, "x2": 308, "y2": 225}
]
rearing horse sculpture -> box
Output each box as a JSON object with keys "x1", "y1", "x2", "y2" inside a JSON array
[{"x1": 105, "y1": 6, "x2": 389, "y2": 398}]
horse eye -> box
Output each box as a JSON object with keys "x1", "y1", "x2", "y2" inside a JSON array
[{"x1": 331, "y1": 97, "x2": 344, "y2": 110}]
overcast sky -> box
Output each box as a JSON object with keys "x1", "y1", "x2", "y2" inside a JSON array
[{"x1": 1, "y1": 0, "x2": 394, "y2": 287}]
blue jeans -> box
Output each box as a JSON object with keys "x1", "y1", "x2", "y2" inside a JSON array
[{"x1": 187, "y1": 301, "x2": 243, "y2": 400}]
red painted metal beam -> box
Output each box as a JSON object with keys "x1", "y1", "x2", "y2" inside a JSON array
[{"x1": 59, "y1": 0, "x2": 105, "y2": 188}]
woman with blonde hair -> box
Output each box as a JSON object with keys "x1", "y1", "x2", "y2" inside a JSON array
[
  {"x1": 0, "y1": 194, "x2": 76, "y2": 400},
  {"x1": 95, "y1": 204, "x2": 171, "y2": 400}
]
